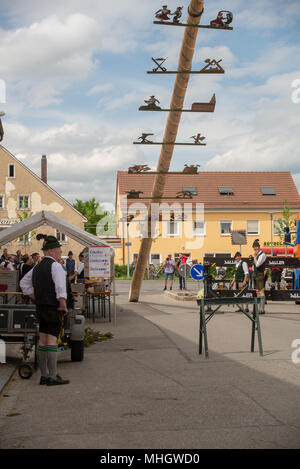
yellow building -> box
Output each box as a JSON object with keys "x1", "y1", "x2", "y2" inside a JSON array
[
  {"x1": 0, "y1": 145, "x2": 87, "y2": 257},
  {"x1": 115, "y1": 171, "x2": 300, "y2": 266}
]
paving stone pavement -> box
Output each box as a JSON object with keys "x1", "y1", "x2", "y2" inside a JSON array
[{"x1": 0, "y1": 280, "x2": 300, "y2": 449}]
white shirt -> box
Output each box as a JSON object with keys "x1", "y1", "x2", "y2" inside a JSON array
[
  {"x1": 0, "y1": 261, "x2": 15, "y2": 271},
  {"x1": 255, "y1": 251, "x2": 267, "y2": 269},
  {"x1": 235, "y1": 260, "x2": 249, "y2": 275},
  {"x1": 20, "y1": 256, "x2": 67, "y2": 300},
  {"x1": 76, "y1": 262, "x2": 84, "y2": 276}
]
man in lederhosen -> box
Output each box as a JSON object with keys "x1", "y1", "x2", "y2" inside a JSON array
[
  {"x1": 252, "y1": 239, "x2": 267, "y2": 314},
  {"x1": 74, "y1": 252, "x2": 85, "y2": 282},
  {"x1": 230, "y1": 251, "x2": 249, "y2": 312},
  {"x1": 20, "y1": 234, "x2": 69, "y2": 386}
]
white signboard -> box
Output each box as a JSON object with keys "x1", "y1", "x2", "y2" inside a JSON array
[{"x1": 86, "y1": 246, "x2": 111, "y2": 279}]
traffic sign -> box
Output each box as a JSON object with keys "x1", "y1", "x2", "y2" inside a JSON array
[
  {"x1": 179, "y1": 264, "x2": 191, "y2": 278},
  {"x1": 190, "y1": 264, "x2": 204, "y2": 280},
  {"x1": 125, "y1": 242, "x2": 132, "y2": 246}
]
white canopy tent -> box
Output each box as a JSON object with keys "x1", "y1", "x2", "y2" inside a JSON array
[
  {"x1": 0, "y1": 210, "x2": 112, "y2": 250},
  {"x1": 0, "y1": 210, "x2": 117, "y2": 325}
]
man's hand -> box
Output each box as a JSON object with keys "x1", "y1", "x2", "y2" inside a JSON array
[{"x1": 58, "y1": 298, "x2": 68, "y2": 316}]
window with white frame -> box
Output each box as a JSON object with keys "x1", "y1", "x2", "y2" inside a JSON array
[
  {"x1": 166, "y1": 220, "x2": 180, "y2": 236},
  {"x1": 18, "y1": 195, "x2": 30, "y2": 209},
  {"x1": 193, "y1": 220, "x2": 206, "y2": 236},
  {"x1": 273, "y1": 219, "x2": 282, "y2": 236},
  {"x1": 0, "y1": 195, "x2": 4, "y2": 209},
  {"x1": 55, "y1": 230, "x2": 68, "y2": 243},
  {"x1": 150, "y1": 253, "x2": 161, "y2": 266},
  {"x1": 8, "y1": 164, "x2": 15, "y2": 178},
  {"x1": 139, "y1": 221, "x2": 148, "y2": 237},
  {"x1": 220, "y1": 220, "x2": 232, "y2": 235},
  {"x1": 18, "y1": 232, "x2": 31, "y2": 245},
  {"x1": 247, "y1": 220, "x2": 259, "y2": 235}
]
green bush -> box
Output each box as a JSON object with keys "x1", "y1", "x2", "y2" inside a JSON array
[
  {"x1": 114, "y1": 264, "x2": 128, "y2": 278},
  {"x1": 208, "y1": 265, "x2": 217, "y2": 278},
  {"x1": 84, "y1": 328, "x2": 114, "y2": 347},
  {"x1": 225, "y1": 267, "x2": 235, "y2": 280}
]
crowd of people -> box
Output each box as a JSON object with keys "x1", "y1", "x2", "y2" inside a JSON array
[
  {"x1": 0, "y1": 248, "x2": 41, "y2": 274},
  {"x1": 0, "y1": 247, "x2": 84, "y2": 290}
]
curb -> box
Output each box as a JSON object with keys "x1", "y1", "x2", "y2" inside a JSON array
[
  {"x1": 164, "y1": 290, "x2": 197, "y2": 301},
  {"x1": 0, "y1": 363, "x2": 18, "y2": 395}
]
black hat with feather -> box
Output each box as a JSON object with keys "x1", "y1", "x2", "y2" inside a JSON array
[
  {"x1": 252, "y1": 238, "x2": 260, "y2": 248},
  {"x1": 36, "y1": 234, "x2": 61, "y2": 250}
]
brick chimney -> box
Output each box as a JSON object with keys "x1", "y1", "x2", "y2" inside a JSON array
[{"x1": 41, "y1": 155, "x2": 47, "y2": 184}]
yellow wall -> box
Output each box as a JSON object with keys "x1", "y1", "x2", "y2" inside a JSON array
[
  {"x1": 114, "y1": 208, "x2": 283, "y2": 265},
  {"x1": 0, "y1": 146, "x2": 86, "y2": 259}
]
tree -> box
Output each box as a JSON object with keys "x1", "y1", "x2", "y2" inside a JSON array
[
  {"x1": 73, "y1": 198, "x2": 114, "y2": 236},
  {"x1": 274, "y1": 200, "x2": 297, "y2": 244},
  {"x1": 17, "y1": 205, "x2": 36, "y2": 253}
]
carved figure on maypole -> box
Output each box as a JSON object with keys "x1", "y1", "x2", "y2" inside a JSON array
[
  {"x1": 176, "y1": 190, "x2": 193, "y2": 199},
  {"x1": 190, "y1": 133, "x2": 206, "y2": 144},
  {"x1": 155, "y1": 5, "x2": 172, "y2": 21},
  {"x1": 172, "y1": 6, "x2": 183, "y2": 23},
  {"x1": 128, "y1": 164, "x2": 151, "y2": 174},
  {"x1": 126, "y1": 190, "x2": 144, "y2": 199},
  {"x1": 210, "y1": 10, "x2": 233, "y2": 28},
  {"x1": 183, "y1": 164, "x2": 200, "y2": 174},
  {"x1": 137, "y1": 133, "x2": 154, "y2": 143},
  {"x1": 139, "y1": 96, "x2": 161, "y2": 111}
]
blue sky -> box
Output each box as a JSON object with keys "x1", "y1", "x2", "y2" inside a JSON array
[{"x1": 0, "y1": 0, "x2": 300, "y2": 212}]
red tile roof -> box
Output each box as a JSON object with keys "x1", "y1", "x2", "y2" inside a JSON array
[{"x1": 117, "y1": 171, "x2": 300, "y2": 210}]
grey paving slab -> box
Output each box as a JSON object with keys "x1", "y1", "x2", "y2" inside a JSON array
[{"x1": 1, "y1": 280, "x2": 300, "y2": 449}]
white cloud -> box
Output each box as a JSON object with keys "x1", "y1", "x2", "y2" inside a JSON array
[
  {"x1": 3, "y1": 119, "x2": 145, "y2": 204},
  {"x1": 0, "y1": 14, "x2": 99, "y2": 80},
  {"x1": 235, "y1": 0, "x2": 300, "y2": 30},
  {"x1": 86, "y1": 84, "x2": 113, "y2": 96},
  {"x1": 231, "y1": 45, "x2": 300, "y2": 79},
  {"x1": 203, "y1": 93, "x2": 300, "y2": 174}
]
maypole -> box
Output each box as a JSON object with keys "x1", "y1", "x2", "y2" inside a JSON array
[{"x1": 129, "y1": 0, "x2": 205, "y2": 302}]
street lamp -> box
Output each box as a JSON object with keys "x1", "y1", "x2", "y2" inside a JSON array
[
  {"x1": 120, "y1": 214, "x2": 134, "y2": 277},
  {"x1": 270, "y1": 212, "x2": 273, "y2": 256},
  {"x1": 0, "y1": 111, "x2": 5, "y2": 142}
]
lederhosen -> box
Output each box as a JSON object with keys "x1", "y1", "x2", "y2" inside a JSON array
[
  {"x1": 234, "y1": 261, "x2": 246, "y2": 288},
  {"x1": 32, "y1": 258, "x2": 61, "y2": 338},
  {"x1": 253, "y1": 251, "x2": 266, "y2": 290}
]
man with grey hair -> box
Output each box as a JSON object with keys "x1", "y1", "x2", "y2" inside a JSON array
[{"x1": 20, "y1": 234, "x2": 69, "y2": 386}]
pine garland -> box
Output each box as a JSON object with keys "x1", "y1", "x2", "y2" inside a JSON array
[{"x1": 84, "y1": 327, "x2": 113, "y2": 348}]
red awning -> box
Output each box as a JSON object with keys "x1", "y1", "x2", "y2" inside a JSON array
[{"x1": 262, "y1": 247, "x2": 294, "y2": 255}]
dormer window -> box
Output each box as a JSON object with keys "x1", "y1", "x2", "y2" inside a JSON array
[
  {"x1": 182, "y1": 186, "x2": 197, "y2": 195},
  {"x1": 261, "y1": 186, "x2": 276, "y2": 195},
  {"x1": 219, "y1": 186, "x2": 234, "y2": 196}
]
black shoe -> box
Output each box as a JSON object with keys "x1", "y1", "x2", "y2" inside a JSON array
[
  {"x1": 260, "y1": 311, "x2": 265, "y2": 315},
  {"x1": 40, "y1": 376, "x2": 48, "y2": 385},
  {"x1": 163, "y1": 287, "x2": 167, "y2": 291},
  {"x1": 47, "y1": 375, "x2": 70, "y2": 386},
  {"x1": 170, "y1": 287, "x2": 172, "y2": 290}
]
